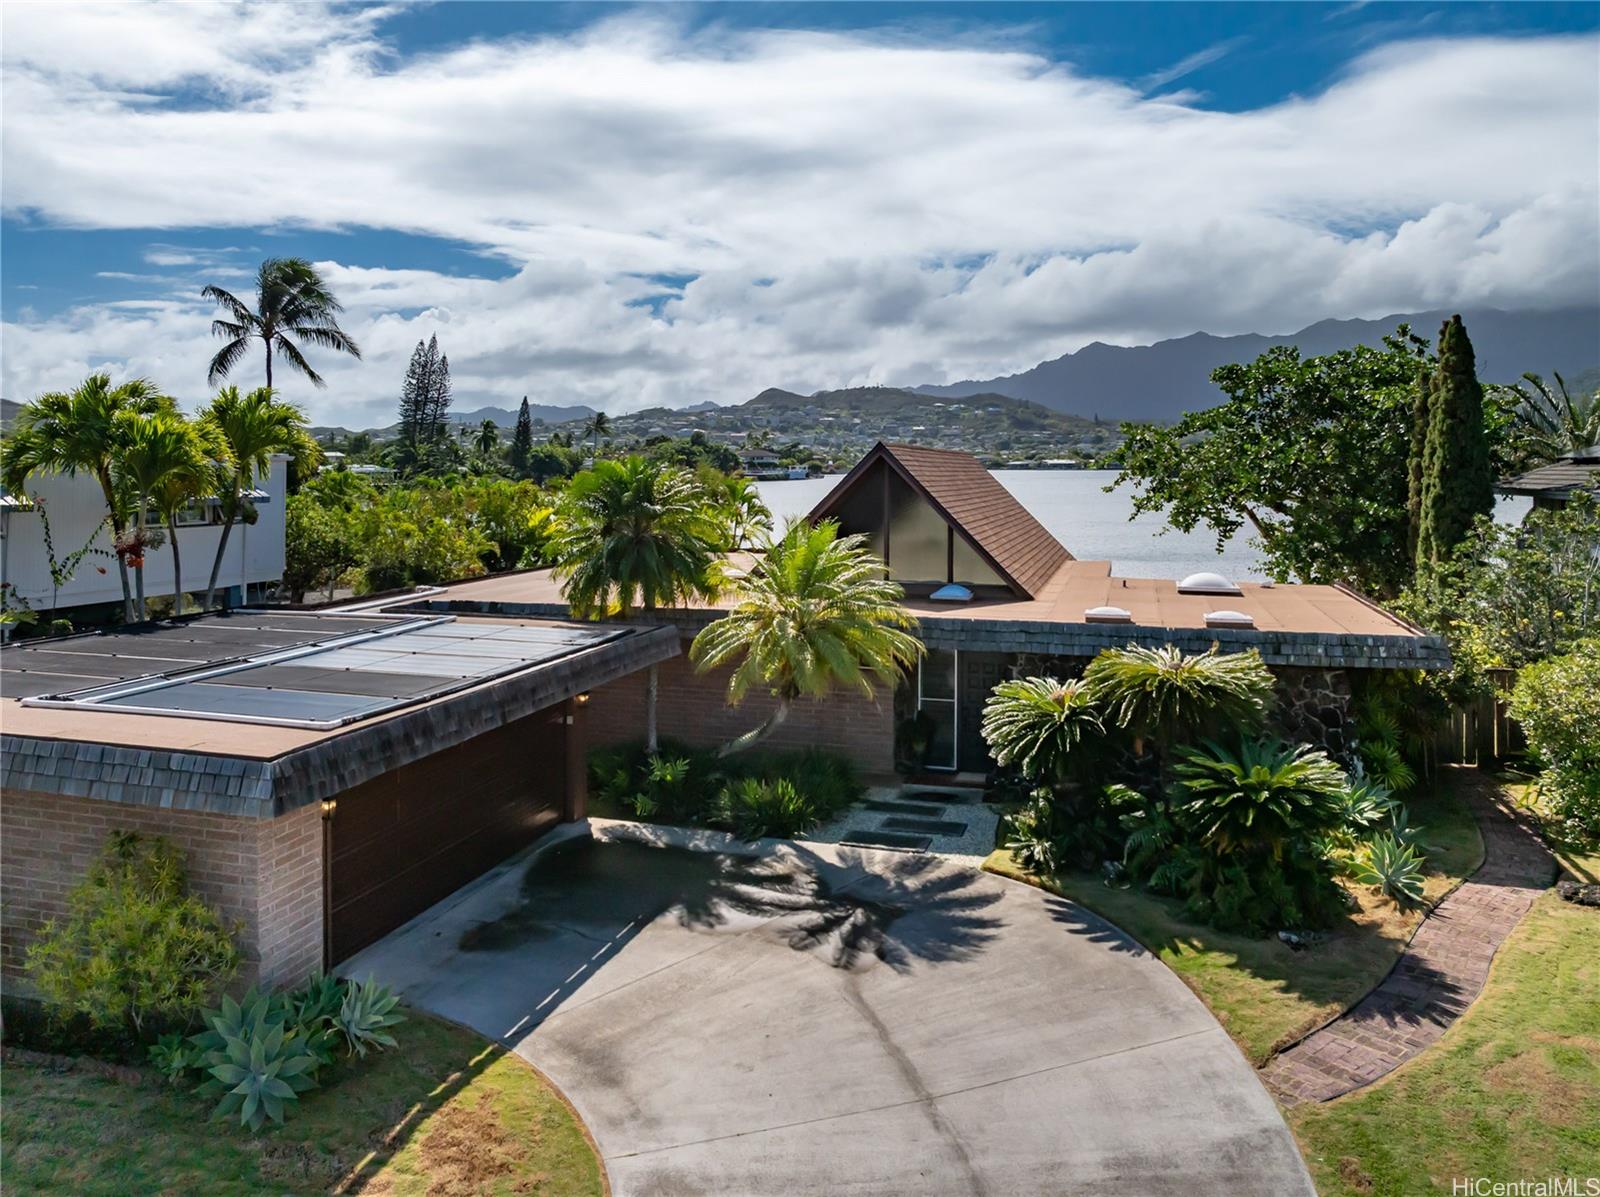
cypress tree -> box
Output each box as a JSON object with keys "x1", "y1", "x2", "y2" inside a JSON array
[
  {"x1": 1406, "y1": 362, "x2": 1432, "y2": 561},
  {"x1": 510, "y1": 396, "x2": 533, "y2": 477},
  {"x1": 1416, "y1": 315, "x2": 1493, "y2": 566}
]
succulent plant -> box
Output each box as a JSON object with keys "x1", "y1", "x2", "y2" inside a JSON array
[{"x1": 335, "y1": 976, "x2": 405, "y2": 1058}]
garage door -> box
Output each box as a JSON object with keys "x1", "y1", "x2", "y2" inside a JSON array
[{"x1": 328, "y1": 706, "x2": 568, "y2": 963}]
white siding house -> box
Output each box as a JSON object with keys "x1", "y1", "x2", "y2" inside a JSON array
[{"x1": 1, "y1": 455, "x2": 288, "y2": 615}]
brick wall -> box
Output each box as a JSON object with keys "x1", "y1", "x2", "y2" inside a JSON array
[
  {"x1": 1, "y1": 790, "x2": 324, "y2": 991},
  {"x1": 587, "y1": 648, "x2": 897, "y2": 776}
]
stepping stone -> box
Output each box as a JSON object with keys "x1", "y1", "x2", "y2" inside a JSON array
[
  {"x1": 881, "y1": 815, "x2": 970, "y2": 836},
  {"x1": 863, "y1": 798, "x2": 947, "y2": 816},
  {"x1": 903, "y1": 789, "x2": 983, "y2": 806},
  {"x1": 839, "y1": 828, "x2": 932, "y2": 851}
]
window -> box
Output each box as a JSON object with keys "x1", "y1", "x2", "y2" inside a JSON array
[
  {"x1": 918, "y1": 648, "x2": 958, "y2": 770},
  {"x1": 144, "y1": 499, "x2": 212, "y2": 527}
]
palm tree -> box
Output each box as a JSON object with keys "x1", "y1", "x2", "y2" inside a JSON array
[
  {"x1": 1508, "y1": 371, "x2": 1600, "y2": 467},
  {"x1": 716, "y1": 474, "x2": 773, "y2": 550},
  {"x1": 1, "y1": 374, "x2": 174, "y2": 622},
  {"x1": 689, "y1": 519, "x2": 924, "y2": 757},
  {"x1": 198, "y1": 387, "x2": 312, "y2": 611},
  {"x1": 203, "y1": 258, "x2": 361, "y2": 390},
  {"x1": 113, "y1": 412, "x2": 218, "y2": 619},
  {"x1": 552, "y1": 456, "x2": 723, "y2": 751},
  {"x1": 980, "y1": 677, "x2": 1103, "y2": 784},
  {"x1": 476, "y1": 419, "x2": 498, "y2": 456},
  {"x1": 1173, "y1": 737, "x2": 1348, "y2": 860},
  {"x1": 583, "y1": 412, "x2": 611, "y2": 463}
]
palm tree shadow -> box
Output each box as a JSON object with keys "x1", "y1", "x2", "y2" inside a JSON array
[{"x1": 1042, "y1": 895, "x2": 1148, "y2": 956}]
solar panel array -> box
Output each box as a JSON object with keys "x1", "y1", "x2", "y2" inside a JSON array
[{"x1": 13, "y1": 616, "x2": 622, "y2": 728}]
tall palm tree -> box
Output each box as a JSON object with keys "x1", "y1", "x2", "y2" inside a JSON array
[
  {"x1": 690, "y1": 519, "x2": 924, "y2": 757},
  {"x1": 476, "y1": 419, "x2": 498, "y2": 456},
  {"x1": 716, "y1": 474, "x2": 773, "y2": 550},
  {"x1": 583, "y1": 412, "x2": 610, "y2": 462},
  {"x1": 199, "y1": 387, "x2": 312, "y2": 611},
  {"x1": 1508, "y1": 371, "x2": 1600, "y2": 467},
  {"x1": 113, "y1": 411, "x2": 218, "y2": 619},
  {"x1": 1, "y1": 374, "x2": 174, "y2": 622},
  {"x1": 552, "y1": 456, "x2": 722, "y2": 751},
  {"x1": 203, "y1": 258, "x2": 361, "y2": 390}
]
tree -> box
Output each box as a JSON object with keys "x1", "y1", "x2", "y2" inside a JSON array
[
  {"x1": 1115, "y1": 330, "x2": 1432, "y2": 596},
  {"x1": 510, "y1": 397, "x2": 534, "y2": 476},
  {"x1": 981, "y1": 677, "x2": 1103, "y2": 783},
  {"x1": 689, "y1": 520, "x2": 923, "y2": 757},
  {"x1": 283, "y1": 493, "x2": 363, "y2": 601},
  {"x1": 198, "y1": 387, "x2": 312, "y2": 611},
  {"x1": 713, "y1": 474, "x2": 773, "y2": 550},
  {"x1": 427, "y1": 348, "x2": 453, "y2": 438},
  {"x1": 1, "y1": 374, "x2": 174, "y2": 622},
  {"x1": 398, "y1": 336, "x2": 446, "y2": 450},
  {"x1": 553, "y1": 457, "x2": 723, "y2": 750},
  {"x1": 1506, "y1": 371, "x2": 1600, "y2": 468},
  {"x1": 584, "y1": 411, "x2": 611, "y2": 462},
  {"x1": 203, "y1": 258, "x2": 360, "y2": 390},
  {"x1": 113, "y1": 411, "x2": 217, "y2": 619},
  {"x1": 1406, "y1": 363, "x2": 1432, "y2": 562},
  {"x1": 476, "y1": 420, "x2": 498, "y2": 456},
  {"x1": 1415, "y1": 315, "x2": 1493, "y2": 567}
]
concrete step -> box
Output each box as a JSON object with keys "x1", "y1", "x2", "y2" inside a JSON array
[
  {"x1": 881, "y1": 815, "x2": 970, "y2": 837},
  {"x1": 839, "y1": 828, "x2": 932, "y2": 852}
]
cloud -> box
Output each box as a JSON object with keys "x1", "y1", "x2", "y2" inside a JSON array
[
  {"x1": 1140, "y1": 37, "x2": 1248, "y2": 91},
  {"x1": 1, "y1": 6, "x2": 1596, "y2": 424}
]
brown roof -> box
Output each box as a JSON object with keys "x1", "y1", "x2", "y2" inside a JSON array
[
  {"x1": 1498, "y1": 458, "x2": 1600, "y2": 499},
  {"x1": 808, "y1": 442, "x2": 1072, "y2": 597}
]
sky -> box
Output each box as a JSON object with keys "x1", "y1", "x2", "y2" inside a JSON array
[{"x1": 3, "y1": 1, "x2": 1597, "y2": 427}]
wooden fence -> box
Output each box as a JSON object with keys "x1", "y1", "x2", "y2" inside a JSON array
[{"x1": 1432, "y1": 669, "x2": 1522, "y2": 765}]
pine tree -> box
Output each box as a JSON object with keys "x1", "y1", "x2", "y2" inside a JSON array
[
  {"x1": 425, "y1": 344, "x2": 452, "y2": 441},
  {"x1": 1416, "y1": 315, "x2": 1493, "y2": 566},
  {"x1": 398, "y1": 337, "x2": 436, "y2": 447},
  {"x1": 510, "y1": 396, "x2": 534, "y2": 477}
]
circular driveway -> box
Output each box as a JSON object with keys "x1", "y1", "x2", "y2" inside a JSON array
[{"x1": 348, "y1": 823, "x2": 1314, "y2": 1197}]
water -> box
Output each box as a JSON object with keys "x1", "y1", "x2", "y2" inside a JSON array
[{"x1": 756, "y1": 470, "x2": 1534, "y2": 582}]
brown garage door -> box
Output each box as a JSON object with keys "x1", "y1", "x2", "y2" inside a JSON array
[{"x1": 329, "y1": 707, "x2": 567, "y2": 963}]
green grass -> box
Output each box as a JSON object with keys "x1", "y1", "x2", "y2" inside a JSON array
[
  {"x1": 1494, "y1": 772, "x2": 1600, "y2": 884},
  {"x1": 1, "y1": 1009, "x2": 605, "y2": 1196},
  {"x1": 1289, "y1": 891, "x2": 1600, "y2": 1195},
  {"x1": 983, "y1": 781, "x2": 1484, "y2": 1065}
]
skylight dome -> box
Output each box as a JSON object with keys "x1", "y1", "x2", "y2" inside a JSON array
[
  {"x1": 929, "y1": 583, "x2": 973, "y2": 602},
  {"x1": 1177, "y1": 571, "x2": 1242, "y2": 596},
  {"x1": 1204, "y1": 609, "x2": 1255, "y2": 629},
  {"x1": 1085, "y1": 605, "x2": 1133, "y2": 624}
]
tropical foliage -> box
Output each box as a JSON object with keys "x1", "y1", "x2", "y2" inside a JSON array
[
  {"x1": 980, "y1": 677, "x2": 1103, "y2": 782},
  {"x1": 689, "y1": 519, "x2": 923, "y2": 756},
  {"x1": 203, "y1": 257, "x2": 361, "y2": 390},
  {"x1": 1082, "y1": 644, "x2": 1274, "y2": 765},
  {"x1": 1506, "y1": 371, "x2": 1600, "y2": 468},
  {"x1": 1510, "y1": 639, "x2": 1600, "y2": 844}
]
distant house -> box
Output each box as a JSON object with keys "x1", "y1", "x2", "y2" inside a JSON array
[
  {"x1": 0, "y1": 453, "x2": 289, "y2": 617},
  {"x1": 1497, "y1": 445, "x2": 1600, "y2": 509}
]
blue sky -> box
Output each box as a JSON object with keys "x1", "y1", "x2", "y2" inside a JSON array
[{"x1": 3, "y1": 2, "x2": 1596, "y2": 423}]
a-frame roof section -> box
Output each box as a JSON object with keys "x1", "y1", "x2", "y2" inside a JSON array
[{"x1": 808, "y1": 442, "x2": 1073, "y2": 598}]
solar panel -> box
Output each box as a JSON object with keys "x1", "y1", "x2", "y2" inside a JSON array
[{"x1": 18, "y1": 615, "x2": 626, "y2": 728}]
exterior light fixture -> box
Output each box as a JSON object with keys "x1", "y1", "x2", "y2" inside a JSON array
[
  {"x1": 321, "y1": 798, "x2": 338, "y2": 820},
  {"x1": 574, "y1": 692, "x2": 591, "y2": 706}
]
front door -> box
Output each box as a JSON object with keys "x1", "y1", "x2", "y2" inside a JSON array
[{"x1": 918, "y1": 648, "x2": 958, "y2": 770}]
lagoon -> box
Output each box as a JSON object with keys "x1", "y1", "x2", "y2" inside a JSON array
[{"x1": 756, "y1": 470, "x2": 1533, "y2": 582}]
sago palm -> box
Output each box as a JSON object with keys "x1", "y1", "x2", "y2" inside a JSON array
[
  {"x1": 980, "y1": 677, "x2": 1103, "y2": 783},
  {"x1": 199, "y1": 387, "x2": 313, "y2": 611},
  {"x1": 1173, "y1": 737, "x2": 1349, "y2": 860},
  {"x1": 1084, "y1": 645, "x2": 1274, "y2": 758},
  {"x1": 1, "y1": 374, "x2": 175, "y2": 622},
  {"x1": 552, "y1": 456, "x2": 723, "y2": 750},
  {"x1": 113, "y1": 412, "x2": 218, "y2": 619},
  {"x1": 690, "y1": 519, "x2": 924, "y2": 757},
  {"x1": 203, "y1": 258, "x2": 361, "y2": 390},
  {"x1": 1509, "y1": 371, "x2": 1600, "y2": 467}
]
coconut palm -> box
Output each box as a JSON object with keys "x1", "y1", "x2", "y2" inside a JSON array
[
  {"x1": 716, "y1": 474, "x2": 773, "y2": 550},
  {"x1": 1508, "y1": 371, "x2": 1600, "y2": 467},
  {"x1": 980, "y1": 677, "x2": 1103, "y2": 783},
  {"x1": 690, "y1": 519, "x2": 924, "y2": 757},
  {"x1": 552, "y1": 456, "x2": 723, "y2": 750},
  {"x1": 583, "y1": 411, "x2": 611, "y2": 462},
  {"x1": 198, "y1": 387, "x2": 313, "y2": 611},
  {"x1": 203, "y1": 258, "x2": 361, "y2": 390},
  {"x1": 476, "y1": 419, "x2": 499, "y2": 455},
  {"x1": 1, "y1": 374, "x2": 174, "y2": 622},
  {"x1": 113, "y1": 411, "x2": 218, "y2": 619}
]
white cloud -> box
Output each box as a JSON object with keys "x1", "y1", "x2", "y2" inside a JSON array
[{"x1": 1, "y1": 5, "x2": 1596, "y2": 423}]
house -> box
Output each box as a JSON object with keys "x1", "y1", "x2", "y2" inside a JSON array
[
  {"x1": 0, "y1": 454, "x2": 289, "y2": 617},
  {"x1": 1, "y1": 609, "x2": 677, "y2": 987},
  {"x1": 1496, "y1": 445, "x2": 1600, "y2": 509},
  {"x1": 407, "y1": 443, "x2": 1448, "y2": 777}
]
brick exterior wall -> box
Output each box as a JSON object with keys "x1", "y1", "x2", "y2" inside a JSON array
[
  {"x1": 1, "y1": 791, "x2": 324, "y2": 991},
  {"x1": 587, "y1": 648, "x2": 897, "y2": 776}
]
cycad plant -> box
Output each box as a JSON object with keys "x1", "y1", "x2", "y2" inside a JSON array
[
  {"x1": 1508, "y1": 371, "x2": 1600, "y2": 468},
  {"x1": 980, "y1": 677, "x2": 1103, "y2": 783},
  {"x1": 690, "y1": 519, "x2": 923, "y2": 756}
]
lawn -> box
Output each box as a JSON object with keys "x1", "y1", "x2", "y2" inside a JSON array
[
  {"x1": 1, "y1": 1008, "x2": 606, "y2": 1196},
  {"x1": 1496, "y1": 772, "x2": 1600, "y2": 884},
  {"x1": 1289, "y1": 891, "x2": 1600, "y2": 1195},
  {"x1": 983, "y1": 780, "x2": 1485, "y2": 1066}
]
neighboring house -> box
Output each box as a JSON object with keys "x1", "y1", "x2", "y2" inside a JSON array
[
  {"x1": 0, "y1": 454, "x2": 289, "y2": 616},
  {"x1": 407, "y1": 442, "x2": 1449, "y2": 777},
  {"x1": 1496, "y1": 445, "x2": 1600, "y2": 509}
]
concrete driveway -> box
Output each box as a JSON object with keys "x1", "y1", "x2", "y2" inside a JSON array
[{"x1": 346, "y1": 822, "x2": 1313, "y2": 1197}]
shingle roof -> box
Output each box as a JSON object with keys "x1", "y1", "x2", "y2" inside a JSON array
[
  {"x1": 809, "y1": 441, "x2": 1072, "y2": 598},
  {"x1": 1497, "y1": 458, "x2": 1600, "y2": 499}
]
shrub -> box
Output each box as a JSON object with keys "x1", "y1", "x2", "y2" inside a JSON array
[
  {"x1": 26, "y1": 831, "x2": 239, "y2": 1040},
  {"x1": 714, "y1": 776, "x2": 820, "y2": 840},
  {"x1": 1083, "y1": 645, "x2": 1275, "y2": 757},
  {"x1": 980, "y1": 676, "x2": 1103, "y2": 781},
  {"x1": 1510, "y1": 639, "x2": 1600, "y2": 843},
  {"x1": 1351, "y1": 833, "x2": 1427, "y2": 908}
]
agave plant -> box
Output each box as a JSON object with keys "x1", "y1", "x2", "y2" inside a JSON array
[
  {"x1": 336, "y1": 976, "x2": 405, "y2": 1058},
  {"x1": 1351, "y1": 833, "x2": 1426, "y2": 907},
  {"x1": 206, "y1": 1008, "x2": 322, "y2": 1131}
]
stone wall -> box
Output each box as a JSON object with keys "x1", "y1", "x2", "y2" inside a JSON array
[
  {"x1": 1272, "y1": 666, "x2": 1356, "y2": 760},
  {"x1": 586, "y1": 647, "x2": 898, "y2": 776},
  {"x1": 1, "y1": 791, "x2": 324, "y2": 991}
]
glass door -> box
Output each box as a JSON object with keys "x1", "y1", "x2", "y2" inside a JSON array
[{"x1": 918, "y1": 648, "x2": 957, "y2": 771}]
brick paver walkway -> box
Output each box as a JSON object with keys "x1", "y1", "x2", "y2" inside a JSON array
[{"x1": 1263, "y1": 768, "x2": 1555, "y2": 1106}]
